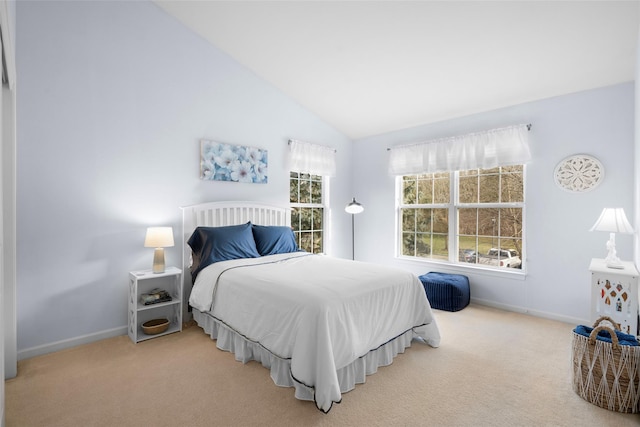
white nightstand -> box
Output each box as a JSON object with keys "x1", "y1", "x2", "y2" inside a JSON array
[
  {"x1": 128, "y1": 267, "x2": 183, "y2": 343},
  {"x1": 589, "y1": 258, "x2": 639, "y2": 336}
]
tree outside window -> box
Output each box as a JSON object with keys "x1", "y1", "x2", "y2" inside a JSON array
[
  {"x1": 290, "y1": 172, "x2": 325, "y2": 253},
  {"x1": 399, "y1": 165, "x2": 524, "y2": 270}
]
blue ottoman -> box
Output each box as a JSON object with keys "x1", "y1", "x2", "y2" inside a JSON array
[{"x1": 419, "y1": 272, "x2": 470, "y2": 312}]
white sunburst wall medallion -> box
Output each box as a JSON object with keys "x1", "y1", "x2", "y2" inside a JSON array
[{"x1": 553, "y1": 154, "x2": 604, "y2": 193}]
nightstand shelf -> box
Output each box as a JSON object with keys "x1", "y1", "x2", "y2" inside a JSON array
[
  {"x1": 128, "y1": 267, "x2": 183, "y2": 343},
  {"x1": 136, "y1": 299, "x2": 178, "y2": 311}
]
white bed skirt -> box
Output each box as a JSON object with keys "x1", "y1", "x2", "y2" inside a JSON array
[{"x1": 193, "y1": 309, "x2": 425, "y2": 410}]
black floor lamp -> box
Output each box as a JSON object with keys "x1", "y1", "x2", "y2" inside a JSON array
[{"x1": 345, "y1": 197, "x2": 364, "y2": 260}]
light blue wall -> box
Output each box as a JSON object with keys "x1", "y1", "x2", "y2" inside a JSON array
[
  {"x1": 353, "y1": 83, "x2": 635, "y2": 324},
  {"x1": 16, "y1": 1, "x2": 353, "y2": 355},
  {"x1": 15, "y1": 0, "x2": 637, "y2": 357}
]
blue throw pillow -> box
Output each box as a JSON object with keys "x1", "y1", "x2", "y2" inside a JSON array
[
  {"x1": 187, "y1": 222, "x2": 260, "y2": 282},
  {"x1": 252, "y1": 224, "x2": 299, "y2": 256}
]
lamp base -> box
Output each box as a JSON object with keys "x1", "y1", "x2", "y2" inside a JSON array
[
  {"x1": 604, "y1": 232, "x2": 624, "y2": 269},
  {"x1": 152, "y1": 248, "x2": 166, "y2": 274}
]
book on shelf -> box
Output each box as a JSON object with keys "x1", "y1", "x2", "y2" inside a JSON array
[{"x1": 140, "y1": 288, "x2": 172, "y2": 305}]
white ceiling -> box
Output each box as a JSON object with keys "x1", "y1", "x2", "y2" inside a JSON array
[{"x1": 156, "y1": 1, "x2": 639, "y2": 140}]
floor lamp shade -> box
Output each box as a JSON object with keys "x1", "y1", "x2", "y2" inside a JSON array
[
  {"x1": 345, "y1": 198, "x2": 364, "y2": 260},
  {"x1": 345, "y1": 198, "x2": 364, "y2": 214},
  {"x1": 144, "y1": 227, "x2": 174, "y2": 273}
]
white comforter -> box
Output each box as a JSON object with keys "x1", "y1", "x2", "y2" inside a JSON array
[{"x1": 189, "y1": 252, "x2": 440, "y2": 412}]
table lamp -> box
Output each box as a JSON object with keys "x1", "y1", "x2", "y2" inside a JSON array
[
  {"x1": 589, "y1": 208, "x2": 634, "y2": 269},
  {"x1": 144, "y1": 226, "x2": 174, "y2": 273}
]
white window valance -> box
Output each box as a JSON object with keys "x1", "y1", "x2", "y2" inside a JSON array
[
  {"x1": 289, "y1": 139, "x2": 337, "y2": 177},
  {"x1": 388, "y1": 124, "x2": 531, "y2": 175}
]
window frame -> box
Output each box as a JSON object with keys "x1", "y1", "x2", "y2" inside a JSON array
[
  {"x1": 396, "y1": 166, "x2": 526, "y2": 275},
  {"x1": 289, "y1": 172, "x2": 330, "y2": 254}
]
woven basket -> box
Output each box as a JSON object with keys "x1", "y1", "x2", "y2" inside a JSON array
[
  {"x1": 142, "y1": 318, "x2": 169, "y2": 335},
  {"x1": 571, "y1": 316, "x2": 640, "y2": 413}
]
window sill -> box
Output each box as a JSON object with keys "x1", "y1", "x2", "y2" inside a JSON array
[{"x1": 395, "y1": 256, "x2": 527, "y2": 281}]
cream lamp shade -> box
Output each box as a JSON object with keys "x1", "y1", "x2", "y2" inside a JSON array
[
  {"x1": 590, "y1": 208, "x2": 634, "y2": 269},
  {"x1": 144, "y1": 227, "x2": 174, "y2": 273}
]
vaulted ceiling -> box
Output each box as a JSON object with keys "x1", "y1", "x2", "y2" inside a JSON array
[{"x1": 156, "y1": 1, "x2": 639, "y2": 139}]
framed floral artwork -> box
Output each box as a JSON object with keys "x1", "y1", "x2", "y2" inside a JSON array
[{"x1": 200, "y1": 140, "x2": 268, "y2": 183}]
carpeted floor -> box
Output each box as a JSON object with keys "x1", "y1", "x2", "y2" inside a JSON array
[{"x1": 5, "y1": 304, "x2": 640, "y2": 426}]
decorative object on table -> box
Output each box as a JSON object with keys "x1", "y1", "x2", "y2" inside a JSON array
[
  {"x1": 140, "y1": 288, "x2": 172, "y2": 305},
  {"x1": 142, "y1": 318, "x2": 170, "y2": 335},
  {"x1": 589, "y1": 208, "x2": 635, "y2": 269},
  {"x1": 553, "y1": 154, "x2": 604, "y2": 192},
  {"x1": 345, "y1": 197, "x2": 364, "y2": 260},
  {"x1": 144, "y1": 227, "x2": 174, "y2": 274},
  {"x1": 200, "y1": 139, "x2": 268, "y2": 183},
  {"x1": 571, "y1": 316, "x2": 640, "y2": 413}
]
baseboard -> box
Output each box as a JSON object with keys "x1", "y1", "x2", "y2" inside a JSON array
[
  {"x1": 16, "y1": 300, "x2": 588, "y2": 361},
  {"x1": 17, "y1": 326, "x2": 127, "y2": 361},
  {"x1": 471, "y1": 297, "x2": 588, "y2": 326}
]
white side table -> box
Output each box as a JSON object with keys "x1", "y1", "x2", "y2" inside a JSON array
[
  {"x1": 128, "y1": 267, "x2": 183, "y2": 343},
  {"x1": 589, "y1": 258, "x2": 639, "y2": 335}
]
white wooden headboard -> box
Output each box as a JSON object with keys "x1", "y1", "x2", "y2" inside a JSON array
[{"x1": 180, "y1": 201, "x2": 291, "y2": 319}]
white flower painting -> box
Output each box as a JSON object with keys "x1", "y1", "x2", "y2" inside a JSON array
[{"x1": 200, "y1": 140, "x2": 268, "y2": 184}]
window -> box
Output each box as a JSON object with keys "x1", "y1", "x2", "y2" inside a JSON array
[
  {"x1": 399, "y1": 165, "x2": 524, "y2": 270},
  {"x1": 290, "y1": 172, "x2": 325, "y2": 253}
]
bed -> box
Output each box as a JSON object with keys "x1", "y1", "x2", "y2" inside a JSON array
[{"x1": 181, "y1": 201, "x2": 440, "y2": 413}]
